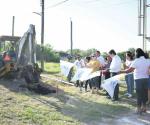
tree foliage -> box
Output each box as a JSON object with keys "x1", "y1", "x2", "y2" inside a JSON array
[
  {"x1": 67, "y1": 48, "x2": 97, "y2": 57},
  {"x1": 35, "y1": 43, "x2": 138, "y2": 63},
  {"x1": 36, "y1": 44, "x2": 59, "y2": 62},
  {"x1": 117, "y1": 51, "x2": 125, "y2": 61}
]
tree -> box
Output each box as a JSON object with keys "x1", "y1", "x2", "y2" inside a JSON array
[
  {"x1": 117, "y1": 51, "x2": 125, "y2": 61},
  {"x1": 86, "y1": 48, "x2": 97, "y2": 56},
  {"x1": 36, "y1": 44, "x2": 59, "y2": 62},
  {"x1": 128, "y1": 48, "x2": 135, "y2": 57}
]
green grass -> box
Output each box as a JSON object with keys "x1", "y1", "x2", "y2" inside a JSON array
[
  {"x1": 44, "y1": 62, "x2": 60, "y2": 74},
  {"x1": 0, "y1": 62, "x2": 143, "y2": 125},
  {"x1": 0, "y1": 86, "x2": 80, "y2": 125},
  {"x1": 42, "y1": 77, "x2": 135, "y2": 125}
]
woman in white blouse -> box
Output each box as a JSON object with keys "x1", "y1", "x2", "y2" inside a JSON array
[
  {"x1": 123, "y1": 51, "x2": 134, "y2": 98},
  {"x1": 121, "y1": 48, "x2": 150, "y2": 114}
]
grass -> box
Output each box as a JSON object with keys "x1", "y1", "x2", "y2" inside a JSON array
[
  {"x1": 43, "y1": 77, "x2": 136, "y2": 125},
  {"x1": 44, "y1": 62, "x2": 60, "y2": 74},
  {"x1": 0, "y1": 85, "x2": 80, "y2": 125},
  {"x1": 0, "y1": 62, "x2": 146, "y2": 125}
]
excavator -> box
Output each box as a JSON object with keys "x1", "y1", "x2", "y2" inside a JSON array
[
  {"x1": 0, "y1": 24, "x2": 40, "y2": 82},
  {"x1": 0, "y1": 24, "x2": 56, "y2": 94}
]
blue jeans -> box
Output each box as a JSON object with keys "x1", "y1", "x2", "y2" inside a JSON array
[{"x1": 125, "y1": 73, "x2": 134, "y2": 94}]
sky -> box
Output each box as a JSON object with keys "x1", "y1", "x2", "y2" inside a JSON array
[{"x1": 0, "y1": 0, "x2": 150, "y2": 53}]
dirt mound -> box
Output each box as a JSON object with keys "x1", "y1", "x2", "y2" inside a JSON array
[{"x1": 0, "y1": 78, "x2": 56, "y2": 95}]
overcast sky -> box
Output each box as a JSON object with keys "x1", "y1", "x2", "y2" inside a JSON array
[{"x1": 0, "y1": 0, "x2": 150, "y2": 53}]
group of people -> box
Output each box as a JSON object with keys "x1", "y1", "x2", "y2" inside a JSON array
[
  {"x1": 73, "y1": 50, "x2": 121, "y2": 93},
  {"x1": 73, "y1": 48, "x2": 150, "y2": 115},
  {"x1": 74, "y1": 50, "x2": 105, "y2": 94}
]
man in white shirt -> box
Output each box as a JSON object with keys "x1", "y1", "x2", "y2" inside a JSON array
[
  {"x1": 107, "y1": 49, "x2": 122, "y2": 101},
  {"x1": 74, "y1": 56, "x2": 85, "y2": 69},
  {"x1": 95, "y1": 51, "x2": 105, "y2": 67},
  {"x1": 109, "y1": 49, "x2": 122, "y2": 77}
]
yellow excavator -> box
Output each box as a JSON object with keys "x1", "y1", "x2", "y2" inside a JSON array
[
  {"x1": 0, "y1": 25, "x2": 56, "y2": 94},
  {"x1": 0, "y1": 24, "x2": 38, "y2": 80}
]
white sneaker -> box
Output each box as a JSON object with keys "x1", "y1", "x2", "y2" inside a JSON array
[
  {"x1": 127, "y1": 94, "x2": 132, "y2": 98},
  {"x1": 124, "y1": 93, "x2": 129, "y2": 96}
]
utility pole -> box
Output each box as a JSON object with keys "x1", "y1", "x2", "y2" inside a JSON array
[
  {"x1": 70, "y1": 18, "x2": 73, "y2": 55},
  {"x1": 41, "y1": 0, "x2": 44, "y2": 70},
  {"x1": 143, "y1": 0, "x2": 147, "y2": 51},
  {"x1": 138, "y1": 0, "x2": 148, "y2": 51},
  {"x1": 12, "y1": 16, "x2": 15, "y2": 36},
  {"x1": 11, "y1": 16, "x2": 15, "y2": 48}
]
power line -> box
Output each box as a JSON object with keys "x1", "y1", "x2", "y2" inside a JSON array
[
  {"x1": 85, "y1": 0, "x2": 137, "y2": 6},
  {"x1": 45, "y1": 0, "x2": 137, "y2": 10},
  {"x1": 108, "y1": 0, "x2": 137, "y2": 6},
  {"x1": 46, "y1": 0, "x2": 70, "y2": 9}
]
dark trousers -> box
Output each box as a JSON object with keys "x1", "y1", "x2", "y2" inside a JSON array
[
  {"x1": 75, "y1": 80, "x2": 83, "y2": 88},
  {"x1": 113, "y1": 84, "x2": 119, "y2": 100},
  {"x1": 110, "y1": 72, "x2": 119, "y2": 100},
  {"x1": 90, "y1": 76, "x2": 101, "y2": 89},
  {"x1": 135, "y1": 78, "x2": 148, "y2": 107},
  {"x1": 67, "y1": 68, "x2": 74, "y2": 82},
  {"x1": 105, "y1": 71, "x2": 110, "y2": 79},
  {"x1": 98, "y1": 76, "x2": 101, "y2": 89},
  {"x1": 85, "y1": 80, "x2": 92, "y2": 91},
  {"x1": 75, "y1": 80, "x2": 79, "y2": 87},
  {"x1": 111, "y1": 72, "x2": 118, "y2": 77}
]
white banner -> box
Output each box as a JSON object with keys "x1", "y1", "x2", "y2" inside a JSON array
[
  {"x1": 60, "y1": 60, "x2": 74, "y2": 77},
  {"x1": 71, "y1": 68, "x2": 100, "y2": 82},
  {"x1": 101, "y1": 74, "x2": 122, "y2": 98},
  {"x1": 60, "y1": 60, "x2": 101, "y2": 82}
]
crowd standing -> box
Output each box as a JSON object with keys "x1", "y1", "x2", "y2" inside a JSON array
[{"x1": 70, "y1": 48, "x2": 150, "y2": 115}]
